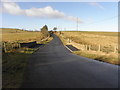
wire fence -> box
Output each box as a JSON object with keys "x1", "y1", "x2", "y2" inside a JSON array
[
  {"x1": 61, "y1": 35, "x2": 118, "y2": 53},
  {"x1": 2, "y1": 36, "x2": 50, "y2": 53},
  {"x1": 2, "y1": 41, "x2": 21, "y2": 53}
]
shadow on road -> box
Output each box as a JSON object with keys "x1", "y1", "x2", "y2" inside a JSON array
[
  {"x1": 20, "y1": 41, "x2": 45, "y2": 48},
  {"x1": 66, "y1": 45, "x2": 79, "y2": 51}
]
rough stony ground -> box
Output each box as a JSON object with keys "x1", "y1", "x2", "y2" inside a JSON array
[{"x1": 22, "y1": 35, "x2": 119, "y2": 88}]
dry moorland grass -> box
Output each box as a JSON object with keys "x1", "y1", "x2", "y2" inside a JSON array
[
  {"x1": 1, "y1": 28, "x2": 43, "y2": 42},
  {"x1": 73, "y1": 51, "x2": 119, "y2": 65},
  {"x1": 61, "y1": 31, "x2": 119, "y2": 53},
  {"x1": 62, "y1": 31, "x2": 118, "y2": 46},
  {"x1": 58, "y1": 31, "x2": 119, "y2": 65}
]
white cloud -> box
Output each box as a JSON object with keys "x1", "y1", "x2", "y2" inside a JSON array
[
  {"x1": 1, "y1": 2, "x2": 82, "y2": 23},
  {"x1": 1, "y1": 0, "x2": 12, "y2": 2},
  {"x1": 3, "y1": 2, "x2": 24, "y2": 15},
  {"x1": 25, "y1": 6, "x2": 65, "y2": 18},
  {"x1": 89, "y1": 2, "x2": 104, "y2": 9}
]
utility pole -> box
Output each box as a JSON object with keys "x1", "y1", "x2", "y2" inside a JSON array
[
  {"x1": 64, "y1": 28, "x2": 66, "y2": 31},
  {"x1": 77, "y1": 17, "x2": 78, "y2": 31}
]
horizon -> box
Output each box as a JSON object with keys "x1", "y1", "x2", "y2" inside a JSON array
[{"x1": 1, "y1": 27, "x2": 119, "y2": 32}]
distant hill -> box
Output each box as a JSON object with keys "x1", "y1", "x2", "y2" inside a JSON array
[
  {"x1": 1, "y1": 28, "x2": 42, "y2": 42},
  {"x1": 1, "y1": 28, "x2": 28, "y2": 34}
]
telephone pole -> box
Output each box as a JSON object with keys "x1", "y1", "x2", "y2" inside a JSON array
[{"x1": 77, "y1": 17, "x2": 78, "y2": 31}]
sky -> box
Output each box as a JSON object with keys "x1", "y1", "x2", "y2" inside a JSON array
[{"x1": 0, "y1": 1, "x2": 118, "y2": 32}]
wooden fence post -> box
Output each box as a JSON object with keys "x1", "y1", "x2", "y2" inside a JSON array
[
  {"x1": 69, "y1": 39, "x2": 71, "y2": 43},
  {"x1": 98, "y1": 44, "x2": 101, "y2": 51},
  {"x1": 18, "y1": 43, "x2": 21, "y2": 48},
  {"x1": 69, "y1": 39, "x2": 72, "y2": 43},
  {"x1": 3, "y1": 42, "x2": 7, "y2": 53},
  {"x1": 114, "y1": 45, "x2": 117, "y2": 53},
  {"x1": 116, "y1": 45, "x2": 118, "y2": 53},
  {"x1": 68, "y1": 38, "x2": 70, "y2": 43},
  {"x1": 88, "y1": 45, "x2": 91, "y2": 51},
  {"x1": 11, "y1": 43, "x2": 13, "y2": 49},
  {"x1": 13, "y1": 43, "x2": 15, "y2": 49},
  {"x1": 85, "y1": 45, "x2": 88, "y2": 50}
]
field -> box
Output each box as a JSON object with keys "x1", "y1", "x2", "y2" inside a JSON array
[
  {"x1": 61, "y1": 31, "x2": 118, "y2": 47},
  {"x1": 57, "y1": 31, "x2": 119, "y2": 65},
  {"x1": 2, "y1": 28, "x2": 43, "y2": 42},
  {"x1": 2, "y1": 28, "x2": 52, "y2": 88}
]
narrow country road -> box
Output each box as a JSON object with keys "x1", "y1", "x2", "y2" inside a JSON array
[{"x1": 22, "y1": 34, "x2": 119, "y2": 88}]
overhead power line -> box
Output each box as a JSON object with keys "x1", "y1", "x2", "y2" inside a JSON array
[{"x1": 81, "y1": 15, "x2": 118, "y2": 27}]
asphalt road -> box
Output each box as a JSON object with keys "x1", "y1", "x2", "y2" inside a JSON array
[{"x1": 22, "y1": 34, "x2": 119, "y2": 88}]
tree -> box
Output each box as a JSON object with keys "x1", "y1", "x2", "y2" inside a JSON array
[
  {"x1": 41, "y1": 25, "x2": 50, "y2": 37},
  {"x1": 53, "y1": 27, "x2": 57, "y2": 31}
]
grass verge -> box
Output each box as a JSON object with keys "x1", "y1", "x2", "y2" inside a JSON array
[
  {"x1": 73, "y1": 51, "x2": 119, "y2": 65},
  {"x1": 2, "y1": 37, "x2": 53, "y2": 88},
  {"x1": 2, "y1": 48, "x2": 35, "y2": 88}
]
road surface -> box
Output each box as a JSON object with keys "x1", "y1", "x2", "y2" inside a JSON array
[{"x1": 22, "y1": 34, "x2": 119, "y2": 88}]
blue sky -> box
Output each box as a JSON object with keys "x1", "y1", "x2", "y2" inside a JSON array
[{"x1": 1, "y1": 2, "x2": 118, "y2": 32}]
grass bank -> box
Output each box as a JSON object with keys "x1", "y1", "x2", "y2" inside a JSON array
[
  {"x1": 73, "y1": 51, "x2": 119, "y2": 65},
  {"x1": 2, "y1": 48, "x2": 33, "y2": 88}
]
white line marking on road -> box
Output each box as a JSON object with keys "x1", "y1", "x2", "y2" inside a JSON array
[{"x1": 65, "y1": 45, "x2": 73, "y2": 52}]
